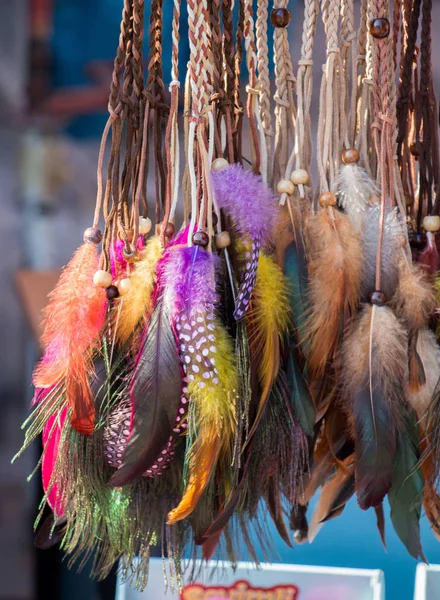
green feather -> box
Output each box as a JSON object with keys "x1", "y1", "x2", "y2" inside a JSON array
[
  {"x1": 284, "y1": 241, "x2": 310, "y2": 359},
  {"x1": 286, "y1": 352, "x2": 315, "y2": 436},
  {"x1": 389, "y1": 411, "x2": 425, "y2": 560}
]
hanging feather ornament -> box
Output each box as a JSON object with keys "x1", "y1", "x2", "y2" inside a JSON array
[
  {"x1": 33, "y1": 239, "x2": 106, "y2": 435},
  {"x1": 304, "y1": 206, "x2": 363, "y2": 377},
  {"x1": 212, "y1": 164, "x2": 278, "y2": 320}
]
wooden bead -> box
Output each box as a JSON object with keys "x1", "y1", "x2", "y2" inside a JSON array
[
  {"x1": 211, "y1": 157, "x2": 229, "y2": 172},
  {"x1": 277, "y1": 179, "x2": 295, "y2": 196},
  {"x1": 270, "y1": 7, "x2": 291, "y2": 28},
  {"x1": 192, "y1": 230, "x2": 210, "y2": 247},
  {"x1": 290, "y1": 169, "x2": 309, "y2": 185},
  {"x1": 122, "y1": 247, "x2": 140, "y2": 263},
  {"x1": 369, "y1": 290, "x2": 387, "y2": 306},
  {"x1": 106, "y1": 285, "x2": 120, "y2": 300},
  {"x1": 423, "y1": 215, "x2": 440, "y2": 232},
  {"x1": 369, "y1": 18, "x2": 390, "y2": 39},
  {"x1": 83, "y1": 227, "x2": 102, "y2": 245},
  {"x1": 342, "y1": 148, "x2": 360, "y2": 165},
  {"x1": 93, "y1": 270, "x2": 112, "y2": 288},
  {"x1": 139, "y1": 217, "x2": 152, "y2": 235},
  {"x1": 319, "y1": 191, "x2": 337, "y2": 207},
  {"x1": 215, "y1": 231, "x2": 231, "y2": 249},
  {"x1": 164, "y1": 222, "x2": 175, "y2": 238},
  {"x1": 118, "y1": 278, "x2": 132, "y2": 295},
  {"x1": 409, "y1": 142, "x2": 419, "y2": 157}
]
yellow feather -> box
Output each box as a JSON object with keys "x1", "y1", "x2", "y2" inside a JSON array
[
  {"x1": 116, "y1": 236, "x2": 163, "y2": 346},
  {"x1": 245, "y1": 253, "x2": 290, "y2": 442},
  {"x1": 167, "y1": 324, "x2": 237, "y2": 524}
]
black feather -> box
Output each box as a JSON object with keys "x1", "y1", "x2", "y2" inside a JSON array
[
  {"x1": 108, "y1": 296, "x2": 182, "y2": 486},
  {"x1": 34, "y1": 513, "x2": 67, "y2": 549}
]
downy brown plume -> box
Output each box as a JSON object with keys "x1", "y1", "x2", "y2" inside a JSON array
[
  {"x1": 304, "y1": 209, "x2": 363, "y2": 377},
  {"x1": 341, "y1": 304, "x2": 408, "y2": 509},
  {"x1": 33, "y1": 243, "x2": 106, "y2": 435}
]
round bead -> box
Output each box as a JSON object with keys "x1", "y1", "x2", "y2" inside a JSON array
[
  {"x1": 293, "y1": 529, "x2": 308, "y2": 544},
  {"x1": 290, "y1": 169, "x2": 309, "y2": 185},
  {"x1": 83, "y1": 227, "x2": 102, "y2": 245},
  {"x1": 277, "y1": 179, "x2": 295, "y2": 196},
  {"x1": 93, "y1": 270, "x2": 112, "y2": 288},
  {"x1": 139, "y1": 217, "x2": 152, "y2": 235},
  {"x1": 409, "y1": 142, "x2": 419, "y2": 157},
  {"x1": 106, "y1": 285, "x2": 120, "y2": 301},
  {"x1": 319, "y1": 191, "x2": 337, "y2": 207},
  {"x1": 118, "y1": 278, "x2": 132, "y2": 295},
  {"x1": 342, "y1": 148, "x2": 360, "y2": 165},
  {"x1": 405, "y1": 194, "x2": 413, "y2": 207},
  {"x1": 122, "y1": 247, "x2": 140, "y2": 263},
  {"x1": 215, "y1": 231, "x2": 231, "y2": 249},
  {"x1": 369, "y1": 17, "x2": 390, "y2": 39},
  {"x1": 423, "y1": 215, "x2": 440, "y2": 232},
  {"x1": 164, "y1": 222, "x2": 175, "y2": 238},
  {"x1": 270, "y1": 7, "x2": 291, "y2": 28},
  {"x1": 211, "y1": 157, "x2": 229, "y2": 172},
  {"x1": 192, "y1": 230, "x2": 210, "y2": 247},
  {"x1": 369, "y1": 290, "x2": 387, "y2": 306}
]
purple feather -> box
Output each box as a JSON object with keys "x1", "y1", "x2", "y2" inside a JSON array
[{"x1": 211, "y1": 164, "x2": 277, "y2": 319}]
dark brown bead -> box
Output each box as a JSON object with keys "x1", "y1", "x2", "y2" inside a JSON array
[
  {"x1": 106, "y1": 285, "x2": 120, "y2": 300},
  {"x1": 270, "y1": 7, "x2": 291, "y2": 28},
  {"x1": 164, "y1": 222, "x2": 175, "y2": 238},
  {"x1": 192, "y1": 230, "x2": 210, "y2": 247},
  {"x1": 83, "y1": 227, "x2": 102, "y2": 245},
  {"x1": 342, "y1": 148, "x2": 360, "y2": 165},
  {"x1": 369, "y1": 17, "x2": 390, "y2": 39},
  {"x1": 409, "y1": 142, "x2": 419, "y2": 157},
  {"x1": 369, "y1": 290, "x2": 388, "y2": 306}
]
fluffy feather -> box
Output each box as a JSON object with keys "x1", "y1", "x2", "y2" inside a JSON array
[
  {"x1": 408, "y1": 329, "x2": 440, "y2": 422},
  {"x1": 341, "y1": 305, "x2": 408, "y2": 509},
  {"x1": 334, "y1": 164, "x2": 377, "y2": 231},
  {"x1": 362, "y1": 204, "x2": 406, "y2": 300},
  {"x1": 419, "y1": 232, "x2": 440, "y2": 275},
  {"x1": 33, "y1": 243, "x2": 106, "y2": 435},
  {"x1": 245, "y1": 254, "x2": 290, "y2": 442},
  {"x1": 116, "y1": 235, "x2": 164, "y2": 346},
  {"x1": 167, "y1": 324, "x2": 237, "y2": 524},
  {"x1": 304, "y1": 209, "x2": 362, "y2": 377},
  {"x1": 212, "y1": 164, "x2": 278, "y2": 320}
]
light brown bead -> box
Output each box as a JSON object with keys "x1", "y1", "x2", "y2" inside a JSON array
[
  {"x1": 118, "y1": 278, "x2": 132, "y2": 295},
  {"x1": 423, "y1": 215, "x2": 440, "y2": 232},
  {"x1": 211, "y1": 157, "x2": 229, "y2": 172},
  {"x1": 369, "y1": 17, "x2": 390, "y2": 39},
  {"x1": 93, "y1": 270, "x2": 112, "y2": 288},
  {"x1": 164, "y1": 222, "x2": 175, "y2": 238},
  {"x1": 342, "y1": 148, "x2": 360, "y2": 165},
  {"x1": 290, "y1": 169, "x2": 309, "y2": 185},
  {"x1": 122, "y1": 247, "x2": 140, "y2": 263},
  {"x1": 270, "y1": 7, "x2": 291, "y2": 28},
  {"x1": 319, "y1": 191, "x2": 337, "y2": 207},
  {"x1": 277, "y1": 179, "x2": 295, "y2": 196},
  {"x1": 139, "y1": 217, "x2": 152, "y2": 235},
  {"x1": 215, "y1": 231, "x2": 231, "y2": 249}
]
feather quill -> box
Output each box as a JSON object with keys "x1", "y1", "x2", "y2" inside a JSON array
[
  {"x1": 212, "y1": 164, "x2": 277, "y2": 319},
  {"x1": 116, "y1": 235, "x2": 163, "y2": 346},
  {"x1": 33, "y1": 243, "x2": 106, "y2": 435},
  {"x1": 334, "y1": 164, "x2": 377, "y2": 231},
  {"x1": 245, "y1": 254, "x2": 290, "y2": 442},
  {"x1": 341, "y1": 305, "x2": 408, "y2": 509},
  {"x1": 304, "y1": 209, "x2": 362, "y2": 377}
]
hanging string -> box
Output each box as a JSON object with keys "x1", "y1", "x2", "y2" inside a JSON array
[
  {"x1": 256, "y1": 0, "x2": 274, "y2": 183},
  {"x1": 244, "y1": 0, "x2": 261, "y2": 174}
]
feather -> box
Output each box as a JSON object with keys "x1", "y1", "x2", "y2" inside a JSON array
[
  {"x1": 362, "y1": 204, "x2": 406, "y2": 300},
  {"x1": 116, "y1": 235, "x2": 164, "y2": 346},
  {"x1": 33, "y1": 242, "x2": 106, "y2": 435},
  {"x1": 289, "y1": 503, "x2": 309, "y2": 544},
  {"x1": 389, "y1": 413, "x2": 425, "y2": 560},
  {"x1": 375, "y1": 504, "x2": 386, "y2": 547},
  {"x1": 108, "y1": 295, "x2": 183, "y2": 487},
  {"x1": 34, "y1": 513, "x2": 67, "y2": 550},
  {"x1": 286, "y1": 352, "x2": 315, "y2": 437},
  {"x1": 266, "y1": 477, "x2": 293, "y2": 548},
  {"x1": 419, "y1": 232, "x2": 440, "y2": 275},
  {"x1": 245, "y1": 254, "x2": 290, "y2": 442},
  {"x1": 42, "y1": 407, "x2": 68, "y2": 517},
  {"x1": 304, "y1": 209, "x2": 362, "y2": 377},
  {"x1": 283, "y1": 238, "x2": 310, "y2": 358},
  {"x1": 212, "y1": 163, "x2": 278, "y2": 319},
  {"x1": 165, "y1": 247, "x2": 237, "y2": 524},
  {"x1": 334, "y1": 164, "x2": 377, "y2": 231},
  {"x1": 341, "y1": 305, "x2": 407, "y2": 509}
]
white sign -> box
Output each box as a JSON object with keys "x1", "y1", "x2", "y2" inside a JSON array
[
  {"x1": 116, "y1": 559, "x2": 385, "y2": 600},
  {"x1": 414, "y1": 563, "x2": 440, "y2": 600}
]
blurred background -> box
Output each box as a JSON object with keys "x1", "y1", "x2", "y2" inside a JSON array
[{"x1": 1, "y1": 1, "x2": 440, "y2": 599}]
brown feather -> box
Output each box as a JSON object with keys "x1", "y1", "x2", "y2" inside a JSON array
[{"x1": 304, "y1": 209, "x2": 362, "y2": 376}]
